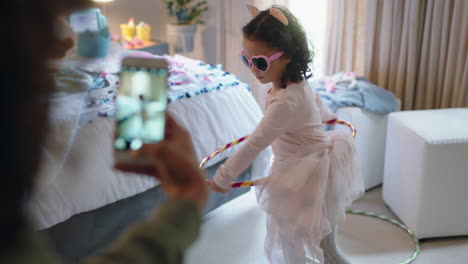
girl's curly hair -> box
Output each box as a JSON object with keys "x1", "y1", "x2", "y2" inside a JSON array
[{"x1": 243, "y1": 5, "x2": 314, "y2": 88}]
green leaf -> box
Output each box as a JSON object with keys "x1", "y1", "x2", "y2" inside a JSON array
[{"x1": 165, "y1": 0, "x2": 208, "y2": 24}]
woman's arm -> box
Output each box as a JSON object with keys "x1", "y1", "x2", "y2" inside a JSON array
[
  {"x1": 83, "y1": 199, "x2": 200, "y2": 264},
  {"x1": 87, "y1": 114, "x2": 207, "y2": 264}
]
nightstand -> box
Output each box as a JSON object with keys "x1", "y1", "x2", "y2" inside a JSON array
[{"x1": 124, "y1": 40, "x2": 169, "y2": 55}]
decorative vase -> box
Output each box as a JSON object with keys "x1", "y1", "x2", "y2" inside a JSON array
[
  {"x1": 166, "y1": 24, "x2": 197, "y2": 53},
  {"x1": 71, "y1": 8, "x2": 110, "y2": 58}
]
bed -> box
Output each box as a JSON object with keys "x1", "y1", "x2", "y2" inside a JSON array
[{"x1": 32, "y1": 44, "x2": 272, "y2": 263}]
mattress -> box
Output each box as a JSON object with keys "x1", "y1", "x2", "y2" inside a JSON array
[{"x1": 30, "y1": 49, "x2": 271, "y2": 230}]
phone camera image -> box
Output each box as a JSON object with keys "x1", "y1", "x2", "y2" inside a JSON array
[{"x1": 115, "y1": 66, "x2": 168, "y2": 153}]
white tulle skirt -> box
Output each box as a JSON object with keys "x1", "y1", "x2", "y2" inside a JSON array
[{"x1": 255, "y1": 130, "x2": 364, "y2": 264}]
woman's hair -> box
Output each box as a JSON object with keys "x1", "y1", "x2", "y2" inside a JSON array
[
  {"x1": 242, "y1": 5, "x2": 314, "y2": 88},
  {"x1": 0, "y1": 0, "x2": 90, "y2": 250}
]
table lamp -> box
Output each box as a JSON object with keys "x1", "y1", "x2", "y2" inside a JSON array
[{"x1": 93, "y1": 0, "x2": 114, "y2": 15}]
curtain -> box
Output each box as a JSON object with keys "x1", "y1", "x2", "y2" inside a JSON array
[
  {"x1": 324, "y1": 0, "x2": 367, "y2": 75},
  {"x1": 325, "y1": 0, "x2": 468, "y2": 110},
  {"x1": 413, "y1": 0, "x2": 468, "y2": 109}
]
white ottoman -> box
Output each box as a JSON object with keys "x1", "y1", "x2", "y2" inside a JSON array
[
  {"x1": 335, "y1": 107, "x2": 394, "y2": 190},
  {"x1": 383, "y1": 108, "x2": 468, "y2": 239}
]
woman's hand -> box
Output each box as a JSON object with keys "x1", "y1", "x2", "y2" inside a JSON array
[{"x1": 115, "y1": 114, "x2": 208, "y2": 211}]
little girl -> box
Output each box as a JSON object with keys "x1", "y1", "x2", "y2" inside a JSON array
[{"x1": 211, "y1": 5, "x2": 364, "y2": 264}]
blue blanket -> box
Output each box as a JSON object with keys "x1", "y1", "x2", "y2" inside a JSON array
[{"x1": 310, "y1": 76, "x2": 399, "y2": 114}]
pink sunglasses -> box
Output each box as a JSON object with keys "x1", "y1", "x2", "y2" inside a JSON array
[{"x1": 239, "y1": 50, "x2": 284, "y2": 72}]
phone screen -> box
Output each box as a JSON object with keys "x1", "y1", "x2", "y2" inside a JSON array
[{"x1": 114, "y1": 65, "x2": 168, "y2": 152}]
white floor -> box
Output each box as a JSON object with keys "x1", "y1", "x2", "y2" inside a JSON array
[
  {"x1": 186, "y1": 188, "x2": 468, "y2": 264},
  {"x1": 187, "y1": 190, "x2": 269, "y2": 264}
]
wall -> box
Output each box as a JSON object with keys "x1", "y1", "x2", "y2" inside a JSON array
[{"x1": 101, "y1": 0, "x2": 224, "y2": 64}]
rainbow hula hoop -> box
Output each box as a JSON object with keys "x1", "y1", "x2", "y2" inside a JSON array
[
  {"x1": 346, "y1": 209, "x2": 421, "y2": 264},
  {"x1": 200, "y1": 119, "x2": 420, "y2": 264}
]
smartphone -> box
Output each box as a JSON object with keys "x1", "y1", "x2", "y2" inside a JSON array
[{"x1": 114, "y1": 57, "x2": 169, "y2": 165}]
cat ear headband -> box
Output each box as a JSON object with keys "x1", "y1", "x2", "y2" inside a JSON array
[{"x1": 247, "y1": 4, "x2": 289, "y2": 26}]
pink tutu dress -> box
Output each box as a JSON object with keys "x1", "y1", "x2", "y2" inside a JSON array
[{"x1": 213, "y1": 80, "x2": 364, "y2": 264}]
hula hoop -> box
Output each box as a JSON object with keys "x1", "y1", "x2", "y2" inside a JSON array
[
  {"x1": 346, "y1": 209, "x2": 421, "y2": 264},
  {"x1": 199, "y1": 119, "x2": 356, "y2": 188}
]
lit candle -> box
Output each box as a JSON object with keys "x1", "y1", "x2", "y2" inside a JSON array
[
  {"x1": 137, "y1": 22, "x2": 151, "y2": 42},
  {"x1": 120, "y1": 18, "x2": 135, "y2": 41}
]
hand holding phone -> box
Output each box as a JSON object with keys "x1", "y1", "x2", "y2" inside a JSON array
[
  {"x1": 115, "y1": 114, "x2": 208, "y2": 210},
  {"x1": 114, "y1": 57, "x2": 169, "y2": 165}
]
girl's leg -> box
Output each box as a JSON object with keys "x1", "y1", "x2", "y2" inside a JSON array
[
  {"x1": 320, "y1": 226, "x2": 351, "y2": 264},
  {"x1": 265, "y1": 215, "x2": 308, "y2": 264}
]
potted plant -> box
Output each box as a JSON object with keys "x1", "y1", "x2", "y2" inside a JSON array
[{"x1": 164, "y1": 0, "x2": 208, "y2": 53}]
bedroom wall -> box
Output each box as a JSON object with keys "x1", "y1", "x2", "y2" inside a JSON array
[{"x1": 101, "y1": 0, "x2": 225, "y2": 64}]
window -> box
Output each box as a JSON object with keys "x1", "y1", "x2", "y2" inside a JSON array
[{"x1": 289, "y1": 0, "x2": 328, "y2": 77}]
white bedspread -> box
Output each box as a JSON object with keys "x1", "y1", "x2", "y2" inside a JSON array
[{"x1": 30, "y1": 51, "x2": 271, "y2": 230}]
